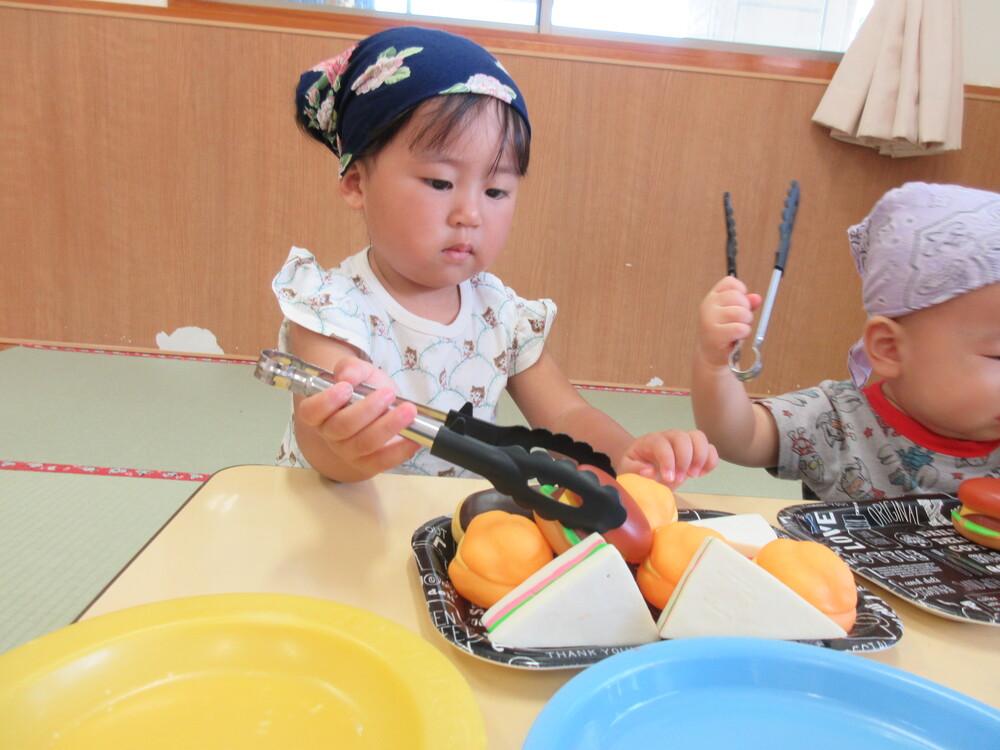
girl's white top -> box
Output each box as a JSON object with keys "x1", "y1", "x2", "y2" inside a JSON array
[{"x1": 271, "y1": 246, "x2": 556, "y2": 477}]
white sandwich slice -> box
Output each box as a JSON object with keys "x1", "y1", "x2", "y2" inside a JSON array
[
  {"x1": 482, "y1": 533, "x2": 660, "y2": 649},
  {"x1": 688, "y1": 513, "x2": 778, "y2": 557},
  {"x1": 658, "y1": 537, "x2": 848, "y2": 640}
]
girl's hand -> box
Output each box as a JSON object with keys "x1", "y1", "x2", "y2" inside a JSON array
[
  {"x1": 698, "y1": 276, "x2": 762, "y2": 368},
  {"x1": 295, "y1": 356, "x2": 421, "y2": 481},
  {"x1": 617, "y1": 429, "x2": 719, "y2": 490}
]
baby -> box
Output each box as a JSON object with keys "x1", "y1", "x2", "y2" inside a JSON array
[{"x1": 693, "y1": 182, "x2": 1000, "y2": 502}]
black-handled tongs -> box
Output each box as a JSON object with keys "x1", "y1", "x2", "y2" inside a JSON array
[
  {"x1": 725, "y1": 181, "x2": 800, "y2": 381},
  {"x1": 254, "y1": 350, "x2": 627, "y2": 532}
]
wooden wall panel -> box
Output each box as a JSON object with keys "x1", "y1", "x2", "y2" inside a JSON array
[{"x1": 2, "y1": 5, "x2": 999, "y2": 394}]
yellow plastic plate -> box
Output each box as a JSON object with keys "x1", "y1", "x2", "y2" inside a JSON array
[{"x1": 0, "y1": 594, "x2": 485, "y2": 749}]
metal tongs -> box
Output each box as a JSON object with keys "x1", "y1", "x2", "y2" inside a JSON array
[
  {"x1": 725, "y1": 181, "x2": 800, "y2": 381},
  {"x1": 254, "y1": 350, "x2": 627, "y2": 532}
]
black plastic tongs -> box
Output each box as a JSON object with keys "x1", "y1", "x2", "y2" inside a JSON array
[
  {"x1": 254, "y1": 350, "x2": 627, "y2": 532},
  {"x1": 724, "y1": 181, "x2": 800, "y2": 381}
]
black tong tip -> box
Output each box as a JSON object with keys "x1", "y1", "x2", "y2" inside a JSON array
[{"x1": 724, "y1": 181, "x2": 800, "y2": 276}]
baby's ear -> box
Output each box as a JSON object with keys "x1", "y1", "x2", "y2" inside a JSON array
[
  {"x1": 863, "y1": 316, "x2": 904, "y2": 379},
  {"x1": 338, "y1": 164, "x2": 365, "y2": 210}
]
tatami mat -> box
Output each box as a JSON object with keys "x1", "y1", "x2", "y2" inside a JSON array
[
  {"x1": 0, "y1": 346, "x2": 290, "y2": 473},
  {"x1": 0, "y1": 346, "x2": 292, "y2": 652},
  {"x1": 0, "y1": 471, "x2": 195, "y2": 652},
  {"x1": 0, "y1": 344, "x2": 799, "y2": 654},
  {"x1": 0, "y1": 345, "x2": 797, "y2": 499}
]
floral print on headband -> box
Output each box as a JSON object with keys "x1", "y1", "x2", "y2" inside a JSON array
[{"x1": 295, "y1": 27, "x2": 530, "y2": 177}]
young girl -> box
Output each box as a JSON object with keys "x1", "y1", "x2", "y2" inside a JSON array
[{"x1": 274, "y1": 26, "x2": 717, "y2": 485}]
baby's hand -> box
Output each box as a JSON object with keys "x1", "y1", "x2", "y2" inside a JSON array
[
  {"x1": 698, "y1": 276, "x2": 762, "y2": 368},
  {"x1": 617, "y1": 429, "x2": 719, "y2": 490},
  {"x1": 296, "y1": 356, "x2": 421, "y2": 480}
]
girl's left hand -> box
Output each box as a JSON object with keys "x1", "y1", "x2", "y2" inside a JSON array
[{"x1": 617, "y1": 429, "x2": 719, "y2": 489}]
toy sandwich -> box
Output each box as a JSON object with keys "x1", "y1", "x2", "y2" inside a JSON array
[{"x1": 482, "y1": 533, "x2": 660, "y2": 649}]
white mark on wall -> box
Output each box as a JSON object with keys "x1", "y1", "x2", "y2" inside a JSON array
[
  {"x1": 646, "y1": 376, "x2": 664, "y2": 387},
  {"x1": 155, "y1": 326, "x2": 224, "y2": 354}
]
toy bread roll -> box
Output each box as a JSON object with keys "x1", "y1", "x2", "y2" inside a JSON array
[
  {"x1": 636, "y1": 522, "x2": 727, "y2": 610},
  {"x1": 953, "y1": 477, "x2": 1000, "y2": 551},
  {"x1": 448, "y1": 510, "x2": 554, "y2": 609},
  {"x1": 616, "y1": 473, "x2": 678, "y2": 530},
  {"x1": 754, "y1": 538, "x2": 858, "y2": 632}
]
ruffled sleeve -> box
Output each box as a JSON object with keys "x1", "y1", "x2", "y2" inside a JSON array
[
  {"x1": 271, "y1": 247, "x2": 377, "y2": 357},
  {"x1": 508, "y1": 295, "x2": 557, "y2": 375}
]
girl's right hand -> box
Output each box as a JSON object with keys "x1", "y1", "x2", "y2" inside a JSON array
[
  {"x1": 295, "y1": 356, "x2": 421, "y2": 481},
  {"x1": 697, "y1": 276, "x2": 762, "y2": 368}
]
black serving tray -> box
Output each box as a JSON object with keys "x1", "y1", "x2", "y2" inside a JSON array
[
  {"x1": 412, "y1": 509, "x2": 903, "y2": 670},
  {"x1": 778, "y1": 495, "x2": 1000, "y2": 626}
]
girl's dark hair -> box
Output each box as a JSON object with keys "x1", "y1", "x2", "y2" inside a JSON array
[{"x1": 362, "y1": 94, "x2": 531, "y2": 176}]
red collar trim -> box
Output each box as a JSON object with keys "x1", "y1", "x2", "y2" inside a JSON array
[{"x1": 863, "y1": 383, "x2": 1000, "y2": 458}]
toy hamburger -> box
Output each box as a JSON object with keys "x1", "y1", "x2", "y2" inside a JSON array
[{"x1": 952, "y1": 477, "x2": 1000, "y2": 551}]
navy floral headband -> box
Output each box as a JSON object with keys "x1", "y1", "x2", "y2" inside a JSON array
[{"x1": 296, "y1": 26, "x2": 531, "y2": 177}]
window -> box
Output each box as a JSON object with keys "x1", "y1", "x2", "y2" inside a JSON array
[
  {"x1": 552, "y1": 0, "x2": 875, "y2": 53},
  {"x1": 355, "y1": 0, "x2": 536, "y2": 27},
  {"x1": 286, "y1": 0, "x2": 875, "y2": 54}
]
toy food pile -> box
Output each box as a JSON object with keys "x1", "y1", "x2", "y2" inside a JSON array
[{"x1": 447, "y1": 470, "x2": 858, "y2": 649}]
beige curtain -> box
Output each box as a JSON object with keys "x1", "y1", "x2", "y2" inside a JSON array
[{"x1": 812, "y1": 0, "x2": 963, "y2": 157}]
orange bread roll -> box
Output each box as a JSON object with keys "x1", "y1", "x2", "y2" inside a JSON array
[
  {"x1": 616, "y1": 473, "x2": 678, "y2": 530},
  {"x1": 636, "y1": 522, "x2": 726, "y2": 610},
  {"x1": 448, "y1": 510, "x2": 554, "y2": 609},
  {"x1": 450, "y1": 488, "x2": 534, "y2": 543},
  {"x1": 754, "y1": 538, "x2": 858, "y2": 632}
]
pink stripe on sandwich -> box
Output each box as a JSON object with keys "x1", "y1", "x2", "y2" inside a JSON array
[{"x1": 483, "y1": 536, "x2": 606, "y2": 631}]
